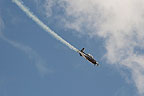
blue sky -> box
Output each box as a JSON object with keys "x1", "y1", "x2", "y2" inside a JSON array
[{"x1": 0, "y1": 0, "x2": 144, "y2": 96}]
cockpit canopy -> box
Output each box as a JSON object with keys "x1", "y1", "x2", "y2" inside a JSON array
[{"x1": 88, "y1": 54, "x2": 93, "y2": 58}]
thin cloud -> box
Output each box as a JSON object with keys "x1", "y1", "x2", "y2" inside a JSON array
[
  {"x1": 43, "y1": 0, "x2": 144, "y2": 95},
  {"x1": 0, "y1": 16, "x2": 4, "y2": 37},
  {"x1": 0, "y1": 17, "x2": 52, "y2": 77}
]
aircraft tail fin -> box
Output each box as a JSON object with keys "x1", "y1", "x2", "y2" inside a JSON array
[
  {"x1": 81, "y1": 48, "x2": 85, "y2": 52},
  {"x1": 79, "y1": 48, "x2": 85, "y2": 56}
]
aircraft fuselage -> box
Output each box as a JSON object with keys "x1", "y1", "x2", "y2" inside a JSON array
[{"x1": 79, "y1": 48, "x2": 99, "y2": 66}]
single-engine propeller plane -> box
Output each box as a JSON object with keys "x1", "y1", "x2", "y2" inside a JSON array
[{"x1": 79, "y1": 48, "x2": 99, "y2": 66}]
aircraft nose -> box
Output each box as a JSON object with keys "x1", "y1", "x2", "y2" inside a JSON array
[{"x1": 93, "y1": 61, "x2": 96, "y2": 64}]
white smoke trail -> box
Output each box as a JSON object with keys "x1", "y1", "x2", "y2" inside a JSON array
[{"x1": 12, "y1": 0, "x2": 79, "y2": 53}]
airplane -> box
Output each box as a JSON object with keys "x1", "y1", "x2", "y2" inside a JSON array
[{"x1": 79, "y1": 48, "x2": 99, "y2": 66}]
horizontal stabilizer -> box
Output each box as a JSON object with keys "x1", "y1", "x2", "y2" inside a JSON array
[{"x1": 81, "y1": 48, "x2": 85, "y2": 52}]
